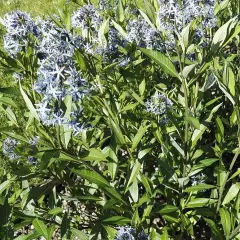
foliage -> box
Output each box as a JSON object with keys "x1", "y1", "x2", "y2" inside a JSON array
[{"x1": 0, "y1": 0, "x2": 240, "y2": 239}]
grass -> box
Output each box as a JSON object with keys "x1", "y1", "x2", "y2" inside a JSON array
[{"x1": 0, "y1": 0, "x2": 67, "y2": 17}]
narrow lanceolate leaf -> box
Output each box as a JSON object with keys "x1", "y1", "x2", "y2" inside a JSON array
[
  {"x1": 185, "y1": 116, "x2": 200, "y2": 130},
  {"x1": 229, "y1": 168, "x2": 240, "y2": 181},
  {"x1": 110, "y1": 119, "x2": 126, "y2": 144},
  {"x1": 222, "y1": 183, "x2": 240, "y2": 205},
  {"x1": 159, "y1": 205, "x2": 178, "y2": 214},
  {"x1": 103, "y1": 216, "x2": 131, "y2": 225},
  {"x1": 219, "y1": 208, "x2": 231, "y2": 238},
  {"x1": 32, "y1": 218, "x2": 48, "y2": 239},
  {"x1": 126, "y1": 161, "x2": 141, "y2": 189},
  {"x1": 112, "y1": 20, "x2": 127, "y2": 38},
  {"x1": 162, "y1": 215, "x2": 180, "y2": 224},
  {"x1": 19, "y1": 83, "x2": 39, "y2": 121},
  {"x1": 184, "y1": 184, "x2": 216, "y2": 193},
  {"x1": 132, "y1": 124, "x2": 148, "y2": 150},
  {"x1": 73, "y1": 170, "x2": 126, "y2": 204},
  {"x1": 140, "y1": 48, "x2": 179, "y2": 78},
  {"x1": 71, "y1": 228, "x2": 88, "y2": 240},
  {"x1": 73, "y1": 169, "x2": 110, "y2": 188},
  {"x1": 63, "y1": 95, "x2": 72, "y2": 148},
  {"x1": 98, "y1": 18, "x2": 109, "y2": 48},
  {"x1": 0, "y1": 179, "x2": 12, "y2": 195},
  {"x1": 158, "y1": 160, "x2": 178, "y2": 182},
  {"x1": 186, "y1": 198, "x2": 217, "y2": 208},
  {"x1": 210, "y1": 16, "x2": 238, "y2": 53},
  {"x1": 48, "y1": 207, "x2": 62, "y2": 215}
]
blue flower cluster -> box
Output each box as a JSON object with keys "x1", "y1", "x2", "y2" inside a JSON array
[
  {"x1": 72, "y1": 5, "x2": 102, "y2": 34},
  {"x1": 2, "y1": 136, "x2": 39, "y2": 164},
  {"x1": 127, "y1": 19, "x2": 163, "y2": 50},
  {"x1": 33, "y1": 19, "x2": 88, "y2": 134},
  {"x1": 115, "y1": 226, "x2": 149, "y2": 240},
  {"x1": 145, "y1": 93, "x2": 173, "y2": 115},
  {"x1": 2, "y1": 138, "x2": 20, "y2": 160},
  {"x1": 158, "y1": 0, "x2": 217, "y2": 32},
  {"x1": 3, "y1": 11, "x2": 39, "y2": 56}
]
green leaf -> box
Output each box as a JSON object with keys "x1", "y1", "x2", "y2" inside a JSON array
[
  {"x1": 0, "y1": 87, "x2": 20, "y2": 96},
  {"x1": 103, "y1": 226, "x2": 118, "y2": 240},
  {"x1": 61, "y1": 212, "x2": 69, "y2": 238},
  {"x1": 229, "y1": 169, "x2": 240, "y2": 181},
  {"x1": 203, "y1": 73, "x2": 217, "y2": 91},
  {"x1": 126, "y1": 161, "x2": 141, "y2": 189},
  {"x1": 14, "y1": 232, "x2": 41, "y2": 240},
  {"x1": 98, "y1": 18, "x2": 109, "y2": 48},
  {"x1": 161, "y1": 228, "x2": 169, "y2": 240},
  {"x1": 116, "y1": 0, "x2": 124, "y2": 22},
  {"x1": 129, "y1": 178, "x2": 139, "y2": 203},
  {"x1": 19, "y1": 83, "x2": 39, "y2": 121},
  {"x1": 139, "y1": 79, "x2": 146, "y2": 96},
  {"x1": 63, "y1": 95, "x2": 72, "y2": 148},
  {"x1": 180, "y1": 24, "x2": 190, "y2": 49},
  {"x1": 184, "y1": 184, "x2": 215, "y2": 192},
  {"x1": 222, "y1": 183, "x2": 240, "y2": 205},
  {"x1": 110, "y1": 119, "x2": 126, "y2": 144},
  {"x1": 192, "y1": 158, "x2": 219, "y2": 171},
  {"x1": 159, "y1": 205, "x2": 178, "y2": 214},
  {"x1": 3, "y1": 131, "x2": 28, "y2": 143},
  {"x1": 216, "y1": 116, "x2": 224, "y2": 138},
  {"x1": 121, "y1": 103, "x2": 138, "y2": 112},
  {"x1": 0, "y1": 179, "x2": 13, "y2": 195},
  {"x1": 186, "y1": 198, "x2": 217, "y2": 208},
  {"x1": 112, "y1": 20, "x2": 127, "y2": 38},
  {"x1": 132, "y1": 124, "x2": 148, "y2": 150},
  {"x1": 158, "y1": 160, "x2": 178, "y2": 182},
  {"x1": 182, "y1": 64, "x2": 196, "y2": 78},
  {"x1": 48, "y1": 207, "x2": 62, "y2": 215},
  {"x1": 106, "y1": 146, "x2": 118, "y2": 180},
  {"x1": 103, "y1": 216, "x2": 131, "y2": 225},
  {"x1": 104, "y1": 186, "x2": 127, "y2": 205},
  {"x1": 71, "y1": 228, "x2": 88, "y2": 240},
  {"x1": 162, "y1": 215, "x2": 180, "y2": 224},
  {"x1": 4, "y1": 107, "x2": 19, "y2": 126},
  {"x1": 138, "y1": 9, "x2": 155, "y2": 29},
  {"x1": 0, "y1": 96, "x2": 17, "y2": 108},
  {"x1": 32, "y1": 218, "x2": 48, "y2": 239},
  {"x1": 210, "y1": 16, "x2": 238, "y2": 54},
  {"x1": 217, "y1": 79, "x2": 235, "y2": 106},
  {"x1": 144, "y1": 1, "x2": 156, "y2": 23},
  {"x1": 228, "y1": 67, "x2": 235, "y2": 96},
  {"x1": 140, "y1": 48, "x2": 179, "y2": 78},
  {"x1": 219, "y1": 208, "x2": 231, "y2": 238},
  {"x1": 131, "y1": 207, "x2": 140, "y2": 226},
  {"x1": 82, "y1": 148, "x2": 107, "y2": 162},
  {"x1": 73, "y1": 169, "x2": 111, "y2": 188},
  {"x1": 185, "y1": 116, "x2": 200, "y2": 130},
  {"x1": 47, "y1": 225, "x2": 55, "y2": 240},
  {"x1": 191, "y1": 103, "x2": 222, "y2": 148}
]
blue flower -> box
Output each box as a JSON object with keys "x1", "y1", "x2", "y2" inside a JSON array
[
  {"x1": 3, "y1": 11, "x2": 39, "y2": 56},
  {"x1": 115, "y1": 227, "x2": 149, "y2": 240},
  {"x1": 72, "y1": 5, "x2": 102, "y2": 33},
  {"x1": 2, "y1": 138, "x2": 20, "y2": 160},
  {"x1": 145, "y1": 93, "x2": 173, "y2": 115}
]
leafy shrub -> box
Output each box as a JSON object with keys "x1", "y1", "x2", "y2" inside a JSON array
[{"x1": 0, "y1": 0, "x2": 240, "y2": 239}]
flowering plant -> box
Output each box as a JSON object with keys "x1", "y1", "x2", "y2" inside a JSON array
[{"x1": 0, "y1": 0, "x2": 240, "y2": 239}]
